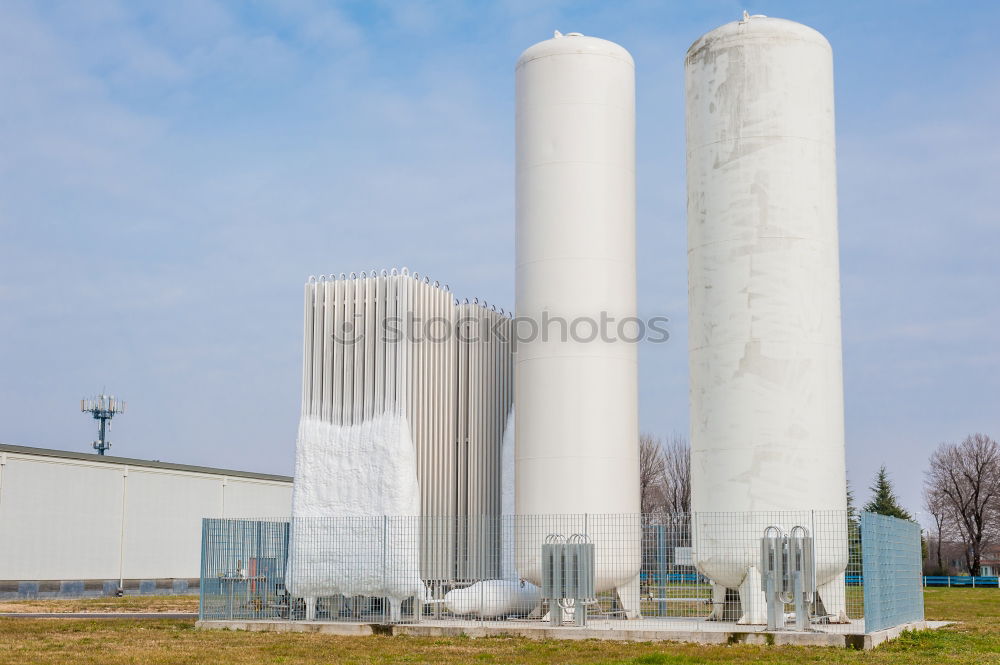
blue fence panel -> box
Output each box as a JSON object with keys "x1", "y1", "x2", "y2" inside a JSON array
[
  {"x1": 923, "y1": 575, "x2": 1000, "y2": 587},
  {"x1": 861, "y1": 512, "x2": 924, "y2": 632}
]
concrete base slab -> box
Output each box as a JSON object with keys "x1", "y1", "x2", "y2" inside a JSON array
[{"x1": 195, "y1": 618, "x2": 952, "y2": 650}]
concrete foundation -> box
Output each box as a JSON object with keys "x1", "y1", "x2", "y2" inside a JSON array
[{"x1": 195, "y1": 618, "x2": 950, "y2": 650}]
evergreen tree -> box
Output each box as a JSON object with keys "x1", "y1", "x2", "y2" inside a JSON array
[
  {"x1": 847, "y1": 481, "x2": 858, "y2": 520},
  {"x1": 863, "y1": 466, "x2": 913, "y2": 520}
]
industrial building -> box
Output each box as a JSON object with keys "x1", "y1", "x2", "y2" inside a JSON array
[{"x1": 0, "y1": 443, "x2": 291, "y2": 597}]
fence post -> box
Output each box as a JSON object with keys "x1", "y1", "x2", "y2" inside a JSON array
[
  {"x1": 199, "y1": 519, "x2": 207, "y2": 621},
  {"x1": 383, "y1": 515, "x2": 389, "y2": 623},
  {"x1": 656, "y1": 525, "x2": 667, "y2": 617},
  {"x1": 480, "y1": 514, "x2": 485, "y2": 621}
]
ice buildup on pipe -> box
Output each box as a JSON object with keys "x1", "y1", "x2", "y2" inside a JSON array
[{"x1": 285, "y1": 413, "x2": 424, "y2": 619}]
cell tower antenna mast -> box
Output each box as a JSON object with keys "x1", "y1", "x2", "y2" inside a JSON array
[{"x1": 80, "y1": 393, "x2": 126, "y2": 455}]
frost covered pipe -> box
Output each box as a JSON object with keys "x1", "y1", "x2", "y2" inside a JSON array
[{"x1": 685, "y1": 14, "x2": 849, "y2": 623}]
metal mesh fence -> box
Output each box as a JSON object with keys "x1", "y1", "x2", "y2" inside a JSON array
[
  {"x1": 199, "y1": 519, "x2": 290, "y2": 621},
  {"x1": 860, "y1": 512, "x2": 924, "y2": 632},
  {"x1": 200, "y1": 511, "x2": 918, "y2": 634}
]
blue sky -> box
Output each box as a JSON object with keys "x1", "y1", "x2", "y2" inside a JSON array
[{"x1": 1, "y1": 0, "x2": 997, "y2": 522}]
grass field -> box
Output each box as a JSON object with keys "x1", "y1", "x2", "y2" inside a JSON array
[
  {"x1": 0, "y1": 588, "x2": 997, "y2": 664},
  {"x1": 0, "y1": 595, "x2": 198, "y2": 614}
]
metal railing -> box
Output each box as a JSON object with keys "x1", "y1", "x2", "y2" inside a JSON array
[
  {"x1": 923, "y1": 575, "x2": 1000, "y2": 587},
  {"x1": 200, "y1": 511, "x2": 922, "y2": 634}
]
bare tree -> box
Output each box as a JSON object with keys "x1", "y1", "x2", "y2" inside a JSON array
[
  {"x1": 922, "y1": 485, "x2": 949, "y2": 574},
  {"x1": 639, "y1": 433, "x2": 691, "y2": 516},
  {"x1": 639, "y1": 433, "x2": 667, "y2": 515},
  {"x1": 925, "y1": 434, "x2": 1000, "y2": 575},
  {"x1": 660, "y1": 434, "x2": 691, "y2": 515}
]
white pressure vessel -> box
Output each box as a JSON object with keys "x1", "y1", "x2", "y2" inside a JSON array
[
  {"x1": 514, "y1": 32, "x2": 641, "y2": 603},
  {"x1": 686, "y1": 14, "x2": 848, "y2": 617}
]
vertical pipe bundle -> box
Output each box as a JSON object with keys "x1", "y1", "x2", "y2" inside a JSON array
[{"x1": 293, "y1": 269, "x2": 514, "y2": 586}]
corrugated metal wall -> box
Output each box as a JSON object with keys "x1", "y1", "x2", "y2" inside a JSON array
[
  {"x1": 300, "y1": 270, "x2": 513, "y2": 580},
  {"x1": 0, "y1": 450, "x2": 291, "y2": 583}
]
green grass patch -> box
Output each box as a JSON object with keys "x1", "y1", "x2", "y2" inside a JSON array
[{"x1": 0, "y1": 588, "x2": 994, "y2": 664}]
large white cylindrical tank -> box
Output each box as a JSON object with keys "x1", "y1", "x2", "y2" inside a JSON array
[
  {"x1": 514, "y1": 32, "x2": 641, "y2": 596},
  {"x1": 686, "y1": 15, "x2": 847, "y2": 594}
]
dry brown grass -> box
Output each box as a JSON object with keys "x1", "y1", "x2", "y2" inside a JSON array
[
  {"x1": 0, "y1": 594, "x2": 198, "y2": 614},
  {"x1": 0, "y1": 589, "x2": 995, "y2": 664}
]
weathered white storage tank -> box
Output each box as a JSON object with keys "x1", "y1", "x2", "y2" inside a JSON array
[
  {"x1": 686, "y1": 14, "x2": 849, "y2": 622},
  {"x1": 514, "y1": 32, "x2": 641, "y2": 614}
]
